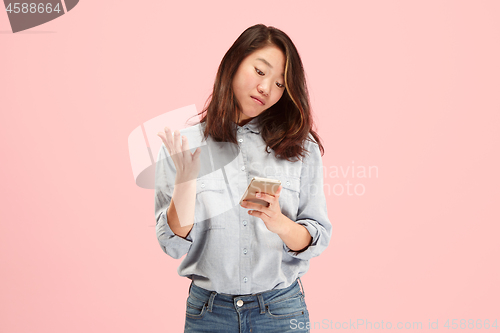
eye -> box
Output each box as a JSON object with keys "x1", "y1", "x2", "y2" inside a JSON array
[
  {"x1": 276, "y1": 82, "x2": 285, "y2": 88},
  {"x1": 255, "y1": 67, "x2": 265, "y2": 76}
]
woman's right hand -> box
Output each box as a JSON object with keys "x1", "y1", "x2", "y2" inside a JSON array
[{"x1": 157, "y1": 127, "x2": 201, "y2": 184}]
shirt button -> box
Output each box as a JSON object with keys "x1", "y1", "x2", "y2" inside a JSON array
[
  {"x1": 241, "y1": 166, "x2": 245, "y2": 171},
  {"x1": 243, "y1": 248, "x2": 247, "y2": 254},
  {"x1": 242, "y1": 220, "x2": 248, "y2": 226},
  {"x1": 201, "y1": 183, "x2": 205, "y2": 188},
  {"x1": 238, "y1": 138, "x2": 243, "y2": 143},
  {"x1": 243, "y1": 277, "x2": 248, "y2": 283},
  {"x1": 236, "y1": 300, "x2": 244, "y2": 307},
  {"x1": 286, "y1": 181, "x2": 290, "y2": 186}
]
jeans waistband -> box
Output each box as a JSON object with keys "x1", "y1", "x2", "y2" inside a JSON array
[{"x1": 188, "y1": 278, "x2": 305, "y2": 314}]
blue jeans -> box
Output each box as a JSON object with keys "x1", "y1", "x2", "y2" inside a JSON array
[{"x1": 184, "y1": 278, "x2": 310, "y2": 332}]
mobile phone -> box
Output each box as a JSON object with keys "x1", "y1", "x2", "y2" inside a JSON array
[{"x1": 239, "y1": 176, "x2": 281, "y2": 207}]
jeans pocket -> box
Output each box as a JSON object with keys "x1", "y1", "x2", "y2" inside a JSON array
[
  {"x1": 265, "y1": 294, "x2": 307, "y2": 319},
  {"x1": 185, "y1": 295, "x2": 208, "y2": 319}
]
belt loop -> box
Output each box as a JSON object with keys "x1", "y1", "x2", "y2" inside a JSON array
[
  {"x1": 297, "y1": 277, "x2": 305, "y2": 298},
  {"x1": 207, "y1": 291, "x2": 217, "y2": 313},
  {"x1": 257, "y1": 294, "x2": 266, "y2": 314},
  {"x1": 188, "y1": 281, "x2": 193, "y2": 295}
]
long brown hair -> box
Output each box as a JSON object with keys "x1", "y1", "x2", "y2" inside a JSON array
[{"x1": 196, "y1": 24, "x2": 324, "y2": 161}]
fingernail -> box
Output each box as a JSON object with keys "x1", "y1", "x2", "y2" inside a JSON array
[{"x1": 256, "y1": 193, "x2": 261, "y2": 197}]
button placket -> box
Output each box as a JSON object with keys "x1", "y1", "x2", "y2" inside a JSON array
[{"x1": 238, "y1": 141, "x2": 251, "y2": 294}]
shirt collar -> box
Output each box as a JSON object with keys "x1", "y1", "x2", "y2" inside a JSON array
[{"x1": 234, "y1": 116, "x2": 261, "y2": 134}]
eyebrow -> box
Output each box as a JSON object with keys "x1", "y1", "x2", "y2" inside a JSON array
[{"x1": 256, "y1": 58, "x2": 285, "y2": 77}]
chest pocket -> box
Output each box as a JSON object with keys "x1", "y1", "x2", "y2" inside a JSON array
[
  {"x1": 194, "y1": 177, "x2": 230, "y2": 229},
  {"x1": 271, "y1": 174, "x2": 301, "y2": 221}
]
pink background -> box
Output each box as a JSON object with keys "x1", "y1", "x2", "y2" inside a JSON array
[{"x1": 1, "y1": 1, "x2": 499, "y2": 332}]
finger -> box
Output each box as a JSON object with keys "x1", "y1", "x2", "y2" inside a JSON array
[
  {"x1": 274, "y1": 185, "x2": 282, "y2": 197},
  {"x1": 173, "y1": 130, "x2": 183, "y2": 158},
  {"x1": 241, "y1": 200, "x2": 268, "y2": 211},
  {"x1": 181, "y1": 135, "x2": 190, "y2": 150},
  {"x1": 255, "y1": 192, "x2": 276, "y2": 203},
  {"x1": 157, "y1": 132, "x2": 166, "y2": 145},
  {"x1": 248, "y1": 210, "x2": 259, "y2": 216},
  {"x1": 161, "y1": 128, "x2": 183, "y2": 171},
  {"x1": 181, "y1": 135, "x2": 191, "y2": 161},
  {"x1": 248, "y1": 210, "x2": 271, "y2": 219},
  {"x1": 254, "y1": 193, "x2": 271, "y2": 208},
  {"x1": 157, "y1": 130, "x2": 173, "y2": 155},
  {"x1": 240, "y1": 200, "x2": 258, "y2": 209},
  {"x1": 193, "y1": 147, "x2": 201, "y2": 160},
  {"x1": 160, "y1": 127, "x2": 174, "y2": 153},
  {"x1": 163, "y1": 127, "x2": 172, "y2": 142}
]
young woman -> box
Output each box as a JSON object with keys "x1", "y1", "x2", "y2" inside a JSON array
[{"x1": 155, "y1": 24, "x2": 332, "y2": 333}]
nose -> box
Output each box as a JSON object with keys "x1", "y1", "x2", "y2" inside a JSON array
[{"x1": 257, "y1": 80, "x2": 271, "y2": 96}]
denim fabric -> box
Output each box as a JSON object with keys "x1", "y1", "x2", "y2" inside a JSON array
[
  {"x1": 155, "y1": 115, "x2": 332, "y2": 294},
  {"x1": 184, "y1": 278, "x2": 310, "y2": 333}
]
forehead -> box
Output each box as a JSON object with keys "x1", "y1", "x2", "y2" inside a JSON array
[{"x1": 246, "y1": 45, "x2": 285, "y2": 68}]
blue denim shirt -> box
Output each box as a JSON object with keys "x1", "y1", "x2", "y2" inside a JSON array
[{"x1": 155, "y1": 116, "x2": 332, "y2": 295}]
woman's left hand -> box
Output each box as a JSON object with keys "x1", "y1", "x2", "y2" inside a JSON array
[{"x1": 240, "y1": 186, "x2": 289, "y2": 235}]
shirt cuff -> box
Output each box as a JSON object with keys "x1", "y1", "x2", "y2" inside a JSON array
[
  {"x1": 156, "y1": 211, "x2": 194, "y2": 259},
  {"x1": 282, "y1": 220, "x2": 320, "y2": 260}
]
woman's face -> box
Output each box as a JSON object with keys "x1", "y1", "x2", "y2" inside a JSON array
[{"x1": 232, "y1": 45, "x2": 286, "y2": 125}]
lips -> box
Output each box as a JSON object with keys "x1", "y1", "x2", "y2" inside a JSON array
[{"x1": 251, "y1": 96, "x2": 265, "y2": 106}]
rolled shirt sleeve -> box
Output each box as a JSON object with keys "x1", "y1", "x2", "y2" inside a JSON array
[
  {"x1": 283, "y1": 138, "x2": 332, "y2": 260},
  {"x1": 154, "y1": 143, "x2": 194, "y2": 259}
]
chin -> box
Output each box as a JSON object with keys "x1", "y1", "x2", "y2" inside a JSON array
[
  {"x1": 241, "y1": 112, "x2": 257, "y2": 119},
  {"x1": 247, "y1": 109, "x2": 264, "y2": 118},
  {"x1": 240, "y1": 105, "x2": 264, "y2": 119}
]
